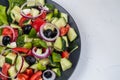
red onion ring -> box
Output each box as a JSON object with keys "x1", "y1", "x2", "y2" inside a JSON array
[
  {"x1": 32, "y1": 47, "x2": 51, "y2": 59},
  {"x1": 20, "y1": 1, "x2": 44, "y2": 19},
  {"x1": 0, "y1": 49, "x2": 24, "y2": 79},
  {"x1": 0, "y1": 25, "x2": 15, "y2": 42},
  {"x1": 39, "y1": 23, "x2": 60, "y2": 42}
]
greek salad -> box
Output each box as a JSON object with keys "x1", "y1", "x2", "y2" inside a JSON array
[{"x1": 0, "y1": 0, "x2": 79, "y2": 80}]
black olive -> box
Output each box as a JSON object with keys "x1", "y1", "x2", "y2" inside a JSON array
[
  {"x1": 43, "y1": 29, "x2": 53, "y2": 38},
  {"x1": 22, "y1": 25, "x2": 32, "y2": 34},
  {"x1": 44, "y1": 71, "x2": 52, "y2": 78},
  {"x1": 2, "y1": 36, "x2": 11, "y2": 46},
  {"x1": 51, "y1": 28, "x2": 58, "y2": 38},
  {"x1": 25, "y1": 56, "x2": 36, "y2": 66}
]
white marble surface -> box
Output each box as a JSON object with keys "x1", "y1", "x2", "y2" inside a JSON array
[{"x1": 53, "y1": 0, "x2": 120, "y2": 80}]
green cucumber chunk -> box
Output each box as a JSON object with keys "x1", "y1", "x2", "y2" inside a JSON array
[
  {"x1": 60, "y1": 58, "x2": 72, "y2": 71},
  {"x1": 60, "y1": 12, "x2": 68, "y2": 22},
  {"x1": 55, "y1": 17, "x2": 67, "y2": 28},
  {"x1": 67, "y1": 28, "x2": 77, "y2": 42},
  {"x1": 54, "y1": 37, "x2": 62, "y2": 51},
  {"x1": 0, "y1": 55, "x2": 5, "y2": 67},
  {"x1": 5, "y1": 53, "x2": 17, "y2": 65},
  {"x1": 8, "y1": 66, "x2": 17, "y2": 78}
]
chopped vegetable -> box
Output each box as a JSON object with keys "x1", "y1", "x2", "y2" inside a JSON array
[{"x1": 0, "y1": 5, "x2": 8, "y2": 25}]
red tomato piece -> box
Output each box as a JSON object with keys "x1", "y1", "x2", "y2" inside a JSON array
[
  {"x1": 17, "y1": 74, "x2": 29, "y2": 80},
  {"x1": 2, "y1": 27, "x2": 13, "y2": 38},
  {"x1": 29, "y1": 71, "x2": 42, "y2": 80},
  {"x1": 25, "y1": 69, "x2": 33, "y2": 76},
  {"x1": 61, "y1": 51, "x2": 70, "y2": 58},
  {"x1": 12, "y1": 47, "x2": 29, "y2": 53},
  {"x1": 32, "y1": 18, "x2": 45, "y2": 32},
  {"x1": 0, "y1": 63, "x2": 11, "y2": 80},
  {"x1": 39, "y1": 11, "x2": 47, "y2": 19},
  {"x1": 60, "y1": 24, "x2": 70, "y2": 36},
  {"x1": 19, "y1": 14, "x2": 32, "y2": 27}
]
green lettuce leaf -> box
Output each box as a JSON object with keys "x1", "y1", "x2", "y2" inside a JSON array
[{"x1": 0, "y1": 5, "x2": 8, "y2": 25}]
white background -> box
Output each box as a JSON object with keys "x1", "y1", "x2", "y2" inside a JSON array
[{"x1": 53, "y1": 0, "x2": 120, "y2": 80}]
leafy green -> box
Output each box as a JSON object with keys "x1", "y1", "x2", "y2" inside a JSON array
[
  {"x1": 7, "y1": 0, "x2": 26, "y2": 14},
  {"x1": 16, "y1": 35, "x2": 25, "y2": 47},
  {"x1": 33, "y1": 38, "x2": 47, "y2": 48},
  {"x1": 28, "y1": 28, "x2": 37, "y2": 38},
  {"x1": 0, "y1": 5, "x2": 8, "y2": 25}
]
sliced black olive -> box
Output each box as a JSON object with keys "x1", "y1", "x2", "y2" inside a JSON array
[
  {"x1": 43, "y1": 29, "x2": 53, "y2": 38},
  {"x1": 51, "y1": 28, "x2": 58, "y2": 38},
  {"x1": 43, "y1": 70, "x2": 56, "y2": 80},
  {"x1": 25, "y1": 56, "x2": 36, "y2": 66},
  {"x1": 2, "y1": 36, "x2": 11, "y2": 46},
  {"x1": 22, "y1": 25, "x2": 32, "y2": 34},
  {"x1": 44, "y1": 71, "x2": 52, "y2": 78}
]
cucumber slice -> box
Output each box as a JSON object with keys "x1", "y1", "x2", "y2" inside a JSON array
[
  {"x1": 60, "y1": 58, "x2": 72, "y2": 71},
  {"x1": 55, "y1": 17, "x2": 66, "y2": 28},
  {"x1": 52, "y1": 52, "x2": 61, "y2": 63},
  {"x1": 36, "y1": 48, "x2": 42, "y2": 54},
  {"x1": 60, "y1": 12, "x2": 68, "y2": 22},
  {"x1": 62, "y1": 36, "x2": 69, "y2": 47},
  {"x1": 0, "y1": 46, "x2": 6, "y2": 54},
  {"x1": 8, "y1": 66, "x2": 17, "y2": 78},
  {"x1": 54, "y1": 37, "x2": 62, "y2": 51},
  {"x1": 21, "y1": 60, "x2": 29, "y2": 72},
  {"x1": 67, "y1": 28, "x2": 77, "y2": 42},
  {"x1": 11, "y1": 6, "x2": 22, "y2": 22},
  {"x1": 54, "y1": 37, "x2": 66, "y2": 51},
  {"x1": 24, "y1": 35, "x2": 33, "y2": 42},
  {"x1": 0, "y1": 36, "x2": 3, "y2": 45},
  {"x1": 52, "y1": 68, "x2": 61, "y2": 77},
  {"x1": 39, "y1": 58, "x2": 50, "y2": 66},
  {"x1": 36, "y1": 0, "x2": 45, "y2": 6},
  {"x1": 16, "y1": 56, "x2": 29, "y2": 73},
  {"x1": 5, "y1": 53, "x2": 17, "y2": 64},
  {"x1": 27, "y1": 0, "x2": 36, "y2": 7},
  {"x1": 30, "y1": 8, "x2": 39, "y2": 17},
  {"x1": 51, "y1": 17, "x2": 59, "y2": 24},
  {"x1": 22, "y1": 9, "x2": 31, "y2": 15},
  {"x1": 0, "y1": 55, "x2": 5, "y2": 67},
  {"x1": 10, "y1": 24, "x2": 21, "y2": 29}
]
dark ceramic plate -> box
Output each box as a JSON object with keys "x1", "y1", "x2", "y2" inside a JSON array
[{"x1": 0, "y1": 0, "x2": 81, "y2": 80}]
